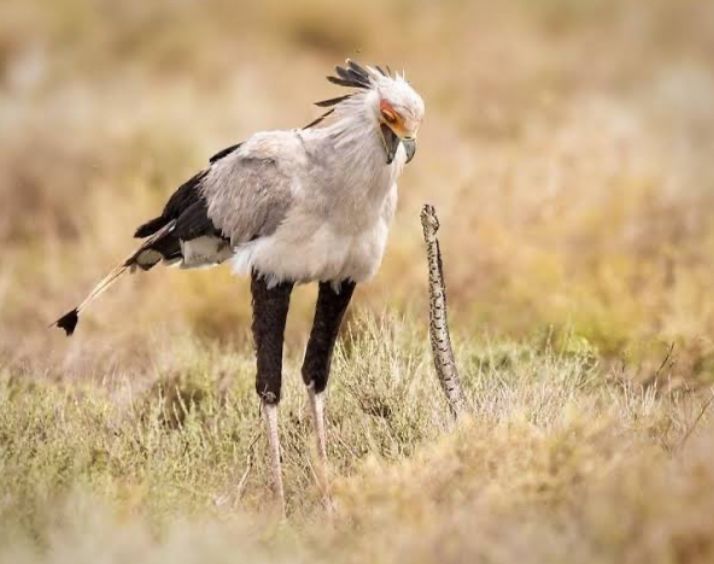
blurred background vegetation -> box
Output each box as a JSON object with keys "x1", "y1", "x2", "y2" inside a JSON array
[
  {"x1": 3, "y1": 2, "x2": 714, "y2": 562},
  {"x1": 1, "y1": 0, "x2": 713, "y2": 376}
]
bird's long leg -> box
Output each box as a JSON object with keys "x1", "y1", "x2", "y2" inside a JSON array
[
  {"x1": 307, "y1": 382, "x2": 327, "y2": 466},
  {"x1": 262, "y1": 400, "x2": 283, "y2": 514},
  {"x1": 302, "y1": 280, "x2": 356, "y2": 498},
  {"x1": 251, "y1": 271, "x2": 294, "y2": 517}
]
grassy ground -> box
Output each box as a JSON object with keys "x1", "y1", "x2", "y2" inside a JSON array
[
  {"x1": 3, "y1": 316, "x2": 714, "y2": 563},
  {"x1": 2, "y1": 0, "x2": 714, "y2": 561}
]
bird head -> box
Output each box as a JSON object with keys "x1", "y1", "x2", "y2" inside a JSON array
[
  {"x1": 315, "y1": 60, "x2": 425, "y2": 165},
  {"x1": 374, "y1": 74, "x2": 425, "y2": 165}
]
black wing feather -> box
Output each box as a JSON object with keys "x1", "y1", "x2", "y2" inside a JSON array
[
  {"x1": 133, "y1": 197, "x2": 227, "y2": 271},
  {"x1": 175, "y1": 199, "x2": 222, "y2": 241},
  {"x1": 134, "y1": 139, "x2": 242, "y2": 240},
  {"x1": 134, "y1": 171, "x2": 207, "y2": 238}
]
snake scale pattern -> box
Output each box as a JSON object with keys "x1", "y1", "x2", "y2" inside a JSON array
[{"x1": 420, "y1": 204, "x2": 466, "y2": 419}]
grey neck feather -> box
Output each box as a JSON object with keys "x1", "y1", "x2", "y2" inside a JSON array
[{"x1": 303, "y1": 91, "x2": 403, "y2": 198}]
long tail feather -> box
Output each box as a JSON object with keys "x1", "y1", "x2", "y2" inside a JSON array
[
  {"x1": 52, "y1": 262, "x2": 129, "y2": 336},
  {"x1": 55, "y1": 308, "x2": 79, "y2": 336},
  {"x1": 53, "y1": 221, "x2": 176, "y2": 336}
]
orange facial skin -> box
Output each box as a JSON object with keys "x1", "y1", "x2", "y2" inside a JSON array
[{"x1": 379, "y1": 99, "x2": 417, "y2": 139}]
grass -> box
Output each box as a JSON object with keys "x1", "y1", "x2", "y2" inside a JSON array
[
  {"x1": 2, "y1": 0, "x2": 714, "y2": 561},
  {"x1": 2, "y1": 315, "x2": 714, "y2": 563}
]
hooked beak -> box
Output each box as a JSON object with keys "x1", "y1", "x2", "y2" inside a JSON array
[
  {"x1": 402, "y1": 137, "x2": 416, "y2": 163},
  {"x1": 380, "y1": 125, "x2": 418, "y2": 165}
]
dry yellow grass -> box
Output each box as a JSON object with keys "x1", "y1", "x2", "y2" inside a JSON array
[
  {"x1": 2, "y1": 0, "x2": 714, "y2": 561},
  {"x1": 3, "y1": 317, "x2": 714, "y2": 562}
]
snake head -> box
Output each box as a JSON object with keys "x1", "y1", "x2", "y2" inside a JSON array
[{"x1": 420, "y1": 203, "x2": 440, "y2": 240}]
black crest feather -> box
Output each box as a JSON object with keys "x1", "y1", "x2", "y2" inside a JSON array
[
  {"x1": 209, "y1": 143, "x2": 242, "y2": 163},
  {"x1": 314, "y1": 94, "x2": 353, "y2": 108},
  {"x1": 326, "y1": 60, "x2": 372, "y2": 90},
  {"x1": 303, "y1": 108, "x2": 335, "y2": 130},
  {"x1": 309, "y1": 60, "x2": 392, "y2": 129}
]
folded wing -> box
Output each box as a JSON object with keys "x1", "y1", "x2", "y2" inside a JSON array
[{"x1": 54, "y1": 139, "x2": 295, "y2": 335}]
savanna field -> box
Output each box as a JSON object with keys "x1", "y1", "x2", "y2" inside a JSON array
[{"x1": 2, "y1": 0, "x2": 714, "y2": 562}]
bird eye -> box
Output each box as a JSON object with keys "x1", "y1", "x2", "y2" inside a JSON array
[
  {"x1": 381, "y1": 109, "x2": 398, "y2": 124},
  {"x1": 379, "y1": 99, "x2": 400, "y2": 125}
]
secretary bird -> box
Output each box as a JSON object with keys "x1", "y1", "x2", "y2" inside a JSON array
[{"x1": 54, "y1": 60, "x2": 425, "y2": 513}]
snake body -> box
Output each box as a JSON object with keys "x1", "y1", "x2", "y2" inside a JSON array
[{"x1": 421, "y1": 204, "x2": 466, "y2": 419}]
